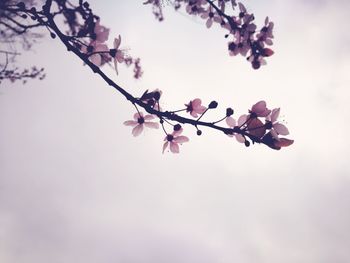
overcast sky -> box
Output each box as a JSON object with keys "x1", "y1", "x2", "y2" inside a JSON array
[{"x1": 1, "y1": 0, "x2": 350, "y2": 262}]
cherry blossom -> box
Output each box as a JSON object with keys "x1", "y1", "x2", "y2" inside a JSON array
[
  {"x1": 266, "y1": 108, "x2": 289, "y2": 140},
  {"x1": 250, "y1": 100, "x2": 271, "y2": 117},
  {"x1": 185, "y1": 98, "x2": 207, "y2": 118},
  {"x1": 82, "y1": 41, "x2": 109, "y2": 66},
  {"x1": 163, "y1": 128, "x2": 189, "y2": 154},
  {"x1": 225, "y1": 115, "x2": 246, "y2": 143},
  {"x1": 94, "y1": 20, "x2": 110, "y2": 43},
  {"x1": 262, "y1": 132, "x2": 294, "y2": 150},
  {"x1": 113, "y1": 35, "x2": 125, "y2": 74},
  {"x1": 201, "y1": 6, "x2": 219, "y2": 28},
  {"x1": 124, "y1": 112, "x2": 159, "y2": 137}
]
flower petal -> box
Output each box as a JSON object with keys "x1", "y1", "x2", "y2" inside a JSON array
[
  {"x1": 270, "y1": 108, "x2": 280, "y2": 123},
  {"x1": 174, "y1": 135, "x2": 189, "y2": 144},
  {"x1": 162, "y1": 141, "x2": 169, "y2": 153},
  {"x1": 170, "y1": 142, "x2": 180, "y2": 153},
  {"x1": 226, "y1": 116, "x2": 236, "y2": 127},
  {"x1": 132, "y1": 124, "x2": 143, "y2": 137},
  {"x1": 90, "y1": 54, "x2": 101, "y2": 66},
  {"x1": 275, "y1": 138, "x2": 294, "y2": 148},
  {"x1": 144, "y1": 122, "x2": 159, "y2": 129},
  {"x1": 234, "y1": 134, "x2": 244, "y2": 143},
  {"x1": 144, "y1": 114, "x2": 155, "y2": 120},
  {"x1": 133, "y1": 112, "x2": 142, "y2": 120},
  {"x1": 247, "y1": 118, "x2": 266, "y2": 138},
  {"x1": 123, "y1": 120, "x2": 137, "y2": 126},
  {"x1": 114, "y1": 35, "x2": 121, "y2": 49},
  {"x1": 252, "y1": 100, "x2": 267, "y2": 114},
  {"x1": 274, "y1": 123, "x2": 289, "y2": 135},
  {"x1": 206, "y1": 19, "x2": 213, "y2": 28},
  {"x1": 191, "y1": 98, "x2": 202, "y2": 108},
  {"x1": 238, "y1": 114, "x2": 248, "y2": 126}
]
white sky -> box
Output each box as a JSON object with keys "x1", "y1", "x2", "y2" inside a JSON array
[{"x1": 1, "y1": 0, "x2": 350, "y2": 262}]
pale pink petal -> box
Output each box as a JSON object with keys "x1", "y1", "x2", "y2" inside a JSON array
[
  {"x1": 170, "y1": 142, "x2": 180, "y2": 153},
  {"x1": 96, "y1": 43, "x2": 109, "y2": 52},
  {"x1": 247, "y1": 118, "x2": 266, "y2": 138},
  {"x1": 114, "y1": 35, "x2": 121, "y2": 49},
  {"x1": 90, "y1": 54, "x2": 101, "y2": 66},
  {"x1": 270, "y1": 129, "x2": 279, "y2": 140},
  {"x1": 238, "y1": 114, "x2": 247, "y2": 126},
  {"x1": 173, "y1": 128, "x2": 183, "y2": 136},
  {"x1": 174, "y1": 136, "x2": 189, "y2": 144},
  {"x1": 252, "y1": 100, "x2": 267, "y2": 114},
  {"x1": 114, "y1": 59, "x2": 119, "y2": 75},
  {"x1": 226, "y1": 116, "x2": 236, "y2": 127},
  {"x1": 124, "y1": 120, "x2": 138, "y2": 126},
  {"x1": 238, "y1": 2, "x2": 246, "y2": 12},
  {"x1": 191, "y1": 98, "x2": 202, "y2": 108},
  {"x1": 144, "y1": 122, "x2": 159, "y2": 129},
  {"x1": 133, "y1": 112, "x2": 142, "y2": 120},
  {"x1": 274, "y1": 123, "x2": 289, "y2": 135},
  {"x1": 275, "y1": 138, "x2": 294, "y2": 148},
  {"x1": 162, "y1": 141, "x2": 169, "y2": 153},
  {"x1": 144, "y1": 114, "x2": 155, "y2": 120},
  {"x1": 270, "y1": 108, "x2": 280, "y2": 123},
  {"x1": 116, "y1": 52, "x2": 124, "y2": 63},
  {"x1": 196, "y1": 105, "x2": 207, "y2": 114},
  {"x1": 190, "y1": 111, "x2": 198, "y2": 118},
  {"x1": 132, "y1": 124, "x2": 143, "y2": 137},
  {"x1": 235, "y1": 134, "x2": 245, "y2": 143},
  {"x1": 206, "y1": 19, "x2": 213, "y2": 28}
]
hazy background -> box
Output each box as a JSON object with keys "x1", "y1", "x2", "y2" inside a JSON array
[{"x1": 1, "y1": 0, "x2": 350, "y2": 262}]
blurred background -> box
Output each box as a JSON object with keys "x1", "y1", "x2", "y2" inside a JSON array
[{"x1": 1, "y1": 0, "x2": 350, "y2": 262}]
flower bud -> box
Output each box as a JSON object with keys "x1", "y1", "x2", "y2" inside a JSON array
[
  {"x1": 174, "y1": 124, "x2": 182, "y2": 131},
  {"x1": 208, "y1": 101, "x2": 218, "y2": 109},
  {"x1": 226, "y1": 107, "x2": 234, "y2": 116}
]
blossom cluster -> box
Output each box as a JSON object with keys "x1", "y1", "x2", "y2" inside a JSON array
[
  {"x1": 144, "y1": 0, "x2": 275, "y2": 69},
  {"x1": 75, "y1": 16, "x2": 142, "y2": 78},
  {"x1": 2, "y1": 0, "x2": 292, "y2": 154},
  {"x1": 123, "y1": 89, "x2": 293, "y2": 153}
]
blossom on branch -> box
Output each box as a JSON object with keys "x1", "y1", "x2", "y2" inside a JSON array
[
  {"x1": 124, "y1": 112, "x2": 159, "y2": 137},
  {"x1": 185, "y1": 98, "x2": 207, "y2": 118},
  {"x1": 163, "y1": 128, "x2": 189, "y2": 154}
]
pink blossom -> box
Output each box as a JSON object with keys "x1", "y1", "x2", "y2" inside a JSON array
[
  {"x1": 163, "y1": 128, "x2": 189, "y2": 154},
  {"x1": 200, "y1": 7, "x2": 218, "y2": 28},
  {"x1": 113, "y1": 35, "x2": 125, "y2": 74},
  {"x1": 250, "y1": 100, "x2": 271, "y2": 117},
  {"x1": 247, "y1": 117, "x2": 266, "y2": 139},
  {"x1": 225, "y1": 115, "x2": 247, "y2": 143},
  {"x1": 262, "y1": 132, "x2": 294, "y2": 150},
  {"x1": 124, "y1": 112, "x2": 159, "y2": 137},
  {"x1": 94, "y1": 20, "x2": 110, "y2": 43},
  {"x1": 256, "y1": 16, "x2": 274, "y2": 45},
  {"x1": 82, "y1": 41, "x2": 109, "y2": 66},
  {"x1": 266, "y1": 108, "x2": 289, "y2": 140},
  {"x1": 185, "y1": 98, "x2": 207, "y2": 118}
]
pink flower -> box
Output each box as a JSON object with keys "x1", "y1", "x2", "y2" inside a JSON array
[
  {"x1": 246, "y1": 117, "x2": 266, "y2": 139},
  {"x1": 113, "y1": 35, "x2": 125, "y2": 74},
  {"x1": 200, "y1": 7, "x2": 218, "y2": 28},
  {"x1": 225, "y1": 115, "x2": 247, "y2": 143},
  {"x1": 256, "y1": 16, "x2": 274, "y2": 45},
  {"x1": 262, "y1": 132, "x2": 294, "y2": 150},
  {"x1": 163, "y1": 128, "x2": 189, "y2": 154},
  {"x1": 185, "y1": 98, "x2": 207, "y2": 118},
  {"x1": 85, "y1": 41, "x2": 109, "y2": 66},
  {"x1": 266, "y1": 108, "x2": 289, "y2": 140},
  {"x1": 250, "y1": 100, "x2": 271, "y2": 117},
  {"x1": 124, "y1": 112, "x2": 159, "y2": 137},
  {"x1": 94, "y1": 20, "x2": 110, "y2": 43}
]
